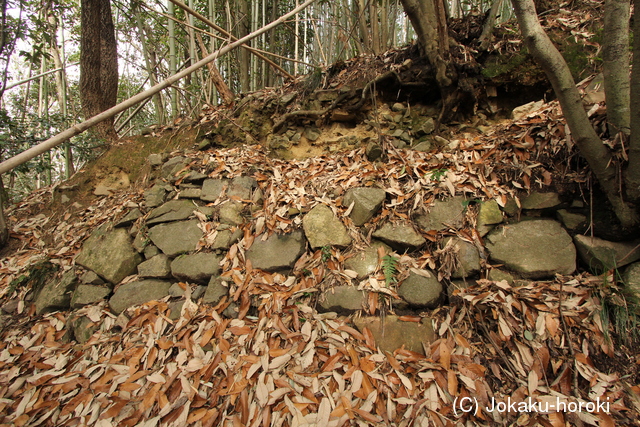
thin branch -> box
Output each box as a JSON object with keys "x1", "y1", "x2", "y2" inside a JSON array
[
  {"x1": 167, "y1": 0, "x2": 293, "y2": 80},
  {"x1": 0, "y1": 0, "x2": 318, "y2": 175}
]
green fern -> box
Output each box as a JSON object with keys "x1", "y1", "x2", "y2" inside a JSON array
[
  {"x1": 321, "y1": 245, "x2": 332, "y2": 263},
  {"x1": 382, "y1": 254, "x2": 399, "y2": 286}
]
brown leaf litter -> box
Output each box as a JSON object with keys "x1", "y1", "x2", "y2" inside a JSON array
[{"x1": 0, "y1": 98, "x2": 639, "y2": 426}]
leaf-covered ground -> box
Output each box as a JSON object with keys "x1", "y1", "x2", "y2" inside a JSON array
[
  {"x1": 2, "y1": 276, "x2": 639, "y2": 426},
  {"x1": 1, "y1": 96, "x2": 640, "y2": 426}
]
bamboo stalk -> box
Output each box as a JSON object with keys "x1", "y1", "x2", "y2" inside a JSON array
[
  {"x1": 167, "y1": 0, "x2": 293, "y2": 80},
  {"x1": 4, "y1": 62, "x2": 79, "y2": 91},
  {"x1": 0, "y1": 0, "x2": 317, "y2": 175},
  {"x1": 145, "y1": 5, "x2": 313, "y2": 67}
]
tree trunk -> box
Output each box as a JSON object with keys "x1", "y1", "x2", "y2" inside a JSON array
[
  {"x1": 238, "y1": 0, "x2": 250, "y2": 92},
  {"x1": 370, "y1": 1, "x2": 380, "y2": 54},
  {"x1": 136, "y1": 8, "x2": 166, "y2": 124},
  {"x1": 399, "y1": 0, "x2": 457, "y2": 121},
  {"x1": 196, "y1": 32, "x2": 235, "y2": 104},
  {"x1": 168, "y1": 0, "x2": 178, "y2": 118},
  {"x1": 46, "y1": 10, "x2": 74, "y2": 178},
  {"x1": 399, "y1": 0, "x2": 451, "y2": 83},
  {"x1": 602, "y1": 0, "x2": 630, "y2": 136},
  {"x1": 0, "y1": 174, "x2": 8, "y2": 249},
  {"x1": 510, "y1": 0, "x2": 638, "y2": 227},
  {"x1": 80, "y1": 0, "x2": 118, "y2": 141},
  {"x1": 478, "y1": 0, "x2": 503, "y2": 51},
  {"x1": 626, "y1": 0, "x2": 640, "y2": 199}
]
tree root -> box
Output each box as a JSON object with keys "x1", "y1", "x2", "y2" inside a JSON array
[
  {"x1": 272, "y1": 89, "x2": 359, "y2": 133},
  {"x1": 346, "y1": 71, "x2": 402, "y2": 112},
  {"x1": 273, "y1": 110, "x2": 327, "y2": 133}
]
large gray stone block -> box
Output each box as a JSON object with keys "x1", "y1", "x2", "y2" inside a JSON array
[
  {"x1": 397, "y1": 271, "x2": 442, "y2": 308},
  {"x1": 148, "y1": 220, "x2": 204, "y2": 257},
  {"x1": 171, "y1": 252, "x2": 222, "y2": 284},
  {"x1": 319, "y1": 286, "x2": 366, "y2": 314},
  {"x1": 352, "y1": 315, "x2": 435, "y2": 355},
  {"x1": 573, "y1": 234, "x2": 640, "y2": 270},
  {"x1": 344, "y1": 241, "x2": 391, "y2": 279},
  {"x1": 343, "y1": 187, "x2": 386, "y2": 226},
  {"x1": 70, "y1": 284, "x2": 111, "y2": 309},
  {"x1": 303, "y1": 204, "x2": 351, "y2": 249},
  {"x1": 414, "y1": 196, "x2": 467, "y2": 232},
  {"x1": 76, "y1": 226, "x2": 142, "y2": 285},
  {"x1": 35, "y1": 270, "x2": 78, "y2": 314},
  {"x1": 109, "y1": 279, "x2": 172, "y2": 314},
  {"x1": 485, "y1": 220, "x2": 576, "y2": 279},
  {"x1": 201, "y1": 178, "x2": 228, "y2": 202},
  {"x1": 246, "y1": 231, "x2": 306, "y2": 271},
  {"x1": 147, "y1": 200, "x2": 200, "y2": 225},
  {"x1": 372, "y1": 223, "x2": 425, "y2": 250},
  {"x1": 137, "y1": 254, "x2": 172, "y2": 278}
]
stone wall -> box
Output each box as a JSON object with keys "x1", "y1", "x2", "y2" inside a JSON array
[{"x1": 32, "y1": 150, "x2": 640, "y2": 349}]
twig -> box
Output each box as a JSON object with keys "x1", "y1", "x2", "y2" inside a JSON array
[
  {"x1": 557, "y1": 280, "x2": 580, "y2": 398},
  {"x1": 477, "y1": 317, "x2": 521, "y2": 382}
]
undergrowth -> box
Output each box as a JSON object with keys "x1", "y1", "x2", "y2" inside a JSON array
[
  {"x1": 7, "y1": 260, "x2": 58, "y2": 298},
  {"x1": 382, "y1": 254, "x2": 399, "y2": 286},
  {"x1": 595, "y1": 269, "x2": 640, "y2": 347}
]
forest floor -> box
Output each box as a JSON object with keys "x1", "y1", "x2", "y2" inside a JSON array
[
  {"x1": 1, "y1": 2, "x2": 640, "y2": 426},
  {"x1": 1, "y1": 98, "x2": 639, "y2": 426}
]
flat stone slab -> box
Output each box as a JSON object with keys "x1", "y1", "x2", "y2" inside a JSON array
[
  {"x1": 414, "y1": 196, "x2": 467, "y2": 232},
  {"x1": 212, "y1": 227, "x2": 242, "y2": 250},
  {"x1": 171, "y1": 252, "x2": 222, "y2": 284},
  {"x1": 137, "y1": 254, "x2": 172, "y2": 278},
  {"x1": 343, "y1": 187, "x2": 386, "y2": 226},
  {"x1": 201, "y1": 179, "x2": 228, "y2": 202},
  {"x1": 398, "y1": 271, "x2": 442, "y2": 308},
  {"x1": 344, "y1": 241, "x2": 391, "y2": 279},
  {"x1": 144, "y1": 184, "x2": 166, "y2": 208},
  {"x1": 143, "y1": 245, "x2": 161, "y2": 260},
  {"x1": 246, "y1": 231, "x2": 306, "y2": 271},
  {"x1": 116, "y1": 208, "x2": 142, "y2": 228},
  {"x1": 319, "y1": 286, "x2": 366, "y2": 314},
  {"x1": 148, "y1": 220, "x2": 204, "y2": 257},
  {"x1": 573, "y1": 234, "x2": 640, "y2": 270},
  {"x1": 556, "y1": 209, "x2": 587, "y2": 231},
  {"x1": 352, "y1": 315, "x2": 435, "y2": 355},
  {"x1": 477, "y1": 200, "x2": 503, "y2": 229},
  {"x1": 79, "y1": 270, "x2": 104, "y2": 285},
  {"x1": 219, "y1": 201, "x2": 244, "y2": 225},
  {"x1": 178, "y1": 187, "x2": 202, "y2": 199},
  {"x1": 303, "y1": 204, "x2": 352, "y2": 249},
  {"x1": 71, "y1": 284, "x2": 111, "y2": 309},
  {"x1": 372, "y1": 223, "x2": 425, "y2": 250},
  {"x1": 147, "y1": 200, "x2": 200, "y2": 225},
  {"x1": 485, "y1": 219, "x2": 576, "y2": 279},
  {"x1": 109, "y1": 279, "x2": 172, "y2": 314},
  {"x1": 228, "y1": 176, "x2": 258, "y2": 200},
  {"x1": 182, "y1": 171, "x2": 208, "y2": 183},
  {"x1": 521, "y1": 192, "x2": 561, "y2": 210},
  {"x1": 76, "y1": 226, "x2": 142, "y2": 285},
  {"x1": 162, "y1": 156, "x2": 189, "y2": 180}
]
